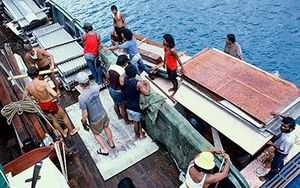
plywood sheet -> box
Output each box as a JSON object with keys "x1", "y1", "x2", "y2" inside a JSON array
[
  {"x1": 66, "y1": 89, "x2": 158, "y2": 180},
  {"x1": 183, "y1": 48, "x2": 300, "y2": 123},
  {"x1": 173, "y1": 84, "x2": 272, "y2": 155}
]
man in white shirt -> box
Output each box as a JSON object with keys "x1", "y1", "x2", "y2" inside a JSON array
[
  {"x1": 259, "y1": 115, "x2": 296, "y2": 181},
  {"x1": 224, "y1": 34, "x2": 244, "y2": 60}
]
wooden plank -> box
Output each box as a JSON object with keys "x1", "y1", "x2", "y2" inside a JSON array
[
  {"x1": 183, "y1": 48, "x2": 300, "y2": 123},
  {"x1": 138, "y1": 48, "x2": 163, "y2": 64}
]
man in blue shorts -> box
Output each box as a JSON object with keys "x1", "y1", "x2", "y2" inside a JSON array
[
  {"x1": 121, "y1": 65, "x2": 150, "y2": 139},
  {"x1": 107, "y1": 55, "x2": 129, "y2": 123}
]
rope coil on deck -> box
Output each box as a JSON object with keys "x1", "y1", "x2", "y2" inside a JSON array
[{"x1": 1, "y1": 100, "x2": 43, "y2": 125}]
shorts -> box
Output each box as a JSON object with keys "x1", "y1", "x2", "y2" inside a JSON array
[
  {"x1": 115, "y1": 26, "x2": 125, "y2": 43},
  {"x1": 38, "y1": 100, "x2": 59, "y2": 114},
  {"x1": 90, "y1": 113, "x2": 110, "y2": 135},
  {"x1": 167, "y1": 68, "x2": 177, "y2": 81},
  {"x1": 126, "y1": 109, "x2": 142, "y2": 122},
  {"x1": 39, "y1": 64, "x2": 51, "y2": 77},
  {"x1": 109, "y1": 87, "x2": 125, "y2": 105}
]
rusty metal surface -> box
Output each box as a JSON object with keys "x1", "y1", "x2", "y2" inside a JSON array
[{"x1": 183, "y1": 48, "x2": 300, "y2": 123}]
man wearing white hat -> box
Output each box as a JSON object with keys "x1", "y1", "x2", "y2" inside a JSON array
[
  {"x1": 180, "y1": 148, "x2": 231, "y2": 188},
  {"x1": 77, "y1": 72, "x2": 114, "y2": 156}
]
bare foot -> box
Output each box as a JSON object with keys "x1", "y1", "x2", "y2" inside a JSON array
[
  {"x1": 117, "y1": 115, "x2": 122, "y2": 120},
  {"x1": 63, "y1": 128, "x2": 68, "y2": 138}
]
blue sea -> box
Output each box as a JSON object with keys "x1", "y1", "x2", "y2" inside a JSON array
[{"x1": 52, "y1": 0, "x2": 300, "y2": 122}]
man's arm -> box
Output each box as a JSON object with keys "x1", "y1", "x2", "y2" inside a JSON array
[
  {"x1": 171, "y1": 48, "x2": 185, "y2": 74},
  {"x1": 119, "y1": 73, "x2": 125, "y2": 86},
  {"x1": 205, "y1": 153, "x2": 230, "y2": 184},
  {"x1": 40, "y1": 49, "x2": 55, "y2": 71},
  {"x1": 138, "y1": 80, "x2": 150, "y2": 96},
  {"x1": 81, "y1": 110, "x2": 88, "y2": 123},
  {"x1": 45, "y1": 81, "x2": 58, "y2": 98},
  {"x1": 236, "y1": 44, "x2": 244, "y2": 60},
  {"x1": 121, "y1": 12, "x2": 126, "y2": 28},
  {"x1": 23, "y1": 87, "x2": 30, "y2": 100}
]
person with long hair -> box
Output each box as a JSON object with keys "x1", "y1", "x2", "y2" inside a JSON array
[{"x1": 162, "y1": 34, "x2": 185, "y2": 95}]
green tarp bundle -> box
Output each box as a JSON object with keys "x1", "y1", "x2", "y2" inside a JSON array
[
  {"x1": 0, "y1": 164, "x2": 9, "y2": 188},
  {"x1": 140, "y1": 92, "x2": 249, "y2": 188}
]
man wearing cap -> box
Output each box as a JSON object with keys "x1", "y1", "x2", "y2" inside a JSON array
[
  {"x1": 121, "y1": 64, "x2": 150, "y2": 139},
  {"x1": 82, "y1": 22, "x2": 104, "y2": 85},
  {"x1": 24, "y1": 67, "x2": 79, "y2": 138},
  {"x1": 259, "y1": 115, "x2": 296, "y2": 182},
  {"x1": 180, "y1": 148, "x2": 231, "y2": 188},
  {"x1": 23, "y1": 43, "x2": 61, "y2": 95},
  {"x1": 77, "y1": 72, "x2": 114, "y2": 156},
  {"x1": 107, "y1": 55, "x2": 129, "y2": 123}
]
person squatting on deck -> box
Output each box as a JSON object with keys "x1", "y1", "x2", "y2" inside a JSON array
[
  {"x1": 24, "y1": 67, "x2": 79, "y2": 138},
  {"x1": 259, "y1": 115, "x2": 296, "y2": 182},
  {"x1": 104, "y1": 28, "x2": 154, "y2": 78},
  {"x1": 111, "y1": 5, "x2": 126, "y2": 44},
  {"x1": 82, "y1": 22, "x2": 105, "y2": 85},
  {"x1": 107, "y1": 55, "x2": 129, "y2": 124},
  {"x1": 224, "y1": 34, "x2": 243, "y2": 60},
  {"x1": 23, "y1": 43, "x2": 61, "y2": 95},
  {"x1": 180, "y1": 148, "x2": 231, "y2": 188},
  {"x1": 77, "y1": 72, "x2": 115, "y2": 156},
  {"x1": 155, "y1": 34, "x2": 185, "y2": 95},
  {"x1": 120, "y1": 64, "x2": 150, "y2": 139}
]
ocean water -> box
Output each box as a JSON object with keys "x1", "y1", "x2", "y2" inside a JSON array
[{"x1": 52, "y1": 0, "x2": 300, "y2": 122}]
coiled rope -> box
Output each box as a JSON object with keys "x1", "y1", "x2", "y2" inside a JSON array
[{"x1": 1, "y1": 100, "x2": 43, "y2": 125}]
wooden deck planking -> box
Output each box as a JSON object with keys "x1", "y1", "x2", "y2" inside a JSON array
[{"x1": 183, "y1": 48, "x2": 300, "y2": 123}]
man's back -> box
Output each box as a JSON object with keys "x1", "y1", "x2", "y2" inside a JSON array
[
  {"x1": 79, "y1": 85, "x2": 105, "y2": 122},
  {"x1": 25, "y1": 80, "x2": 52, "y2": 102},
  {"x1": 224, "y1": 42, "x2": 243, "y2": 60}
]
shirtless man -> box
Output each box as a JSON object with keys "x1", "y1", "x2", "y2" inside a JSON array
[
  {"x1": 24, "y1": 67, "x2": 79, "y2": 138},
  {"x1": 23, "y1": 43, "x2": 61, "y2": 95},
  {"x1": 111, "y1": 5, "x2": 126, "y2": 44}
]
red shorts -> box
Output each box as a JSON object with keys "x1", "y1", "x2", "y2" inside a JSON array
[{"x1": 38, "y1": 100, "x2": 59, "y2": 114}]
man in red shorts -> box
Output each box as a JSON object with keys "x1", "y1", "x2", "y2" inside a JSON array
[{"x1": 24, "y1": 67, "x2": 78, "y2": 138}]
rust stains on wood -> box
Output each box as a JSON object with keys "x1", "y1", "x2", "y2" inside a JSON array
[{"x1": 183, "y1": 48, "x2": 300, "y2": 123}]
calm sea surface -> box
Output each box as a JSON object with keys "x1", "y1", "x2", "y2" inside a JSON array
[{"x1": 53, "y1": 0, "x2": 300, "y2": 121}]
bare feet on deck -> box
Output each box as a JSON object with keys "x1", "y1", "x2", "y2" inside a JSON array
[{"x1": 62, "y1": 128, "x2": 69, "y2": 138}]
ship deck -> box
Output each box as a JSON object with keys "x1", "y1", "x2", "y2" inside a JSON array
[{"x1": 59, "y1": 89, "x2": 180, "y2": 188}]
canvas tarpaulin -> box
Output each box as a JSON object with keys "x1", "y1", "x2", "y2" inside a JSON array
[{"x1": 140, "y1": 91, "x2": 249, "y2": 188}]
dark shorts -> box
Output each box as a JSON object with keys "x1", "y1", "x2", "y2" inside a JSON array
[
  {"x1": 115, "y1": 26, "x2": 125, "y2": 43},
  {"x1": 38, "y1": 100, "x2": 59, "y2": 114},
  {"x1": 167, "y1": 68, "x2": 177, "y2": 81},
  {"x1": 90, "y1": 113, "x2": 110, "y2": 135},
  {"x1": 109, "y1": 87, "x2": 125, "y2": 105},
  {"x1": 39, "y1": 64, "x2": 51, "y2": 77}
]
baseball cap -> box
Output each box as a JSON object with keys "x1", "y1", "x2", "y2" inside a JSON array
[{"x1": 76, "y1": 72, "x2": 89, "y2": 84}]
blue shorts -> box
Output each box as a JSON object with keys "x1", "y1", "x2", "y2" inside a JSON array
[
  {"x1": 126, "y1": 109, "x2": 142, "y2": 122},
  {"x1": 109, "y1": 87, "x2": 125, "y2": 105}
]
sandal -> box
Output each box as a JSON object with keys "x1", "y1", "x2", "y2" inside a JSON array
[
  {"x1": 107, "y1": 141, "x2": 115, "y2": 149},
  {"x1": 97, "y1": 148, "x2": 109, "y2": 156}
]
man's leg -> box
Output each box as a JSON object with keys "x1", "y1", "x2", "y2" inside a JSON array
[
  {"x1": 85, "y1": 54, "x2": 99, "y2": 83},
  {"x1": 114, "y1": 103, "x2": 122, "y2": 119},
  {"x1": 120, "y1": 102, "x2": 129, "y2": 124},
  {"x1": 104, "y1": 127, "x2": 114, "y2": 147},
  {"x1": 49, "y1": 73, "x2": 60, "y2": 94},
  {"x1": 138, "y1": 121, "x2": 146, "y2": 139},
  {"x1": 134, "y1": 121, "x2": 140, "y2": 138},
  {"x1": 264, "y1": 152, "x2": 285, "y2": 180},
  {"x1": 94, "y1": 134, "x2": 109, "y2": 154},
  {"x1": 137, "y1": 59, "x2": 151, "y2": 75},
  {"x1": 57, "y1": 106, "x2": 78, "y2": 135},
  {"x1": 48, "y1": 113, "x2": 67, "y2": 137}
]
